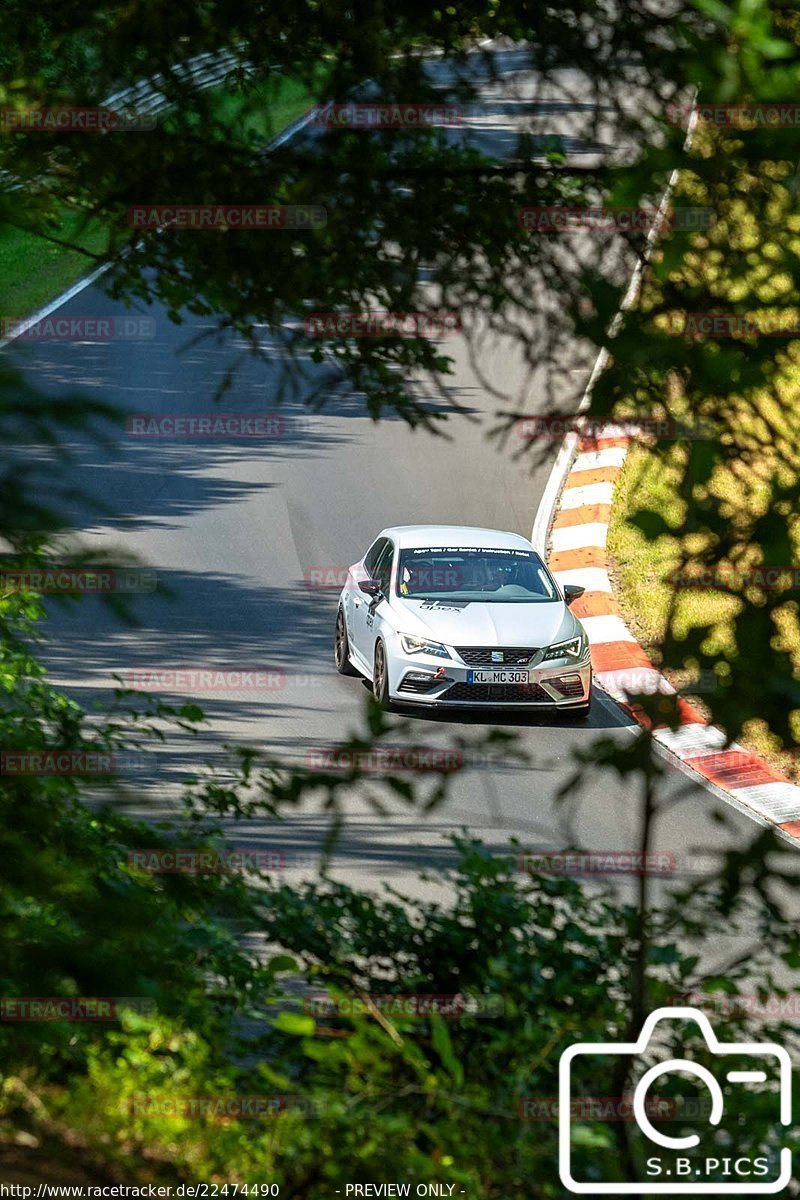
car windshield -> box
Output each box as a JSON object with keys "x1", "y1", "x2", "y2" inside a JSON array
[{"x1": 396, "y1": 546, "x2": 558, "y2": 603}]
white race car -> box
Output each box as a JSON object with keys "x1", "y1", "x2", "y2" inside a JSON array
[{"x1": 334, "y1": 525, "x2": 592, "y2": 716}]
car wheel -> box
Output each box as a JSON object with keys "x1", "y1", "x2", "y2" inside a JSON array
[
  {"x1": 334, "y1": 607, "x2": 358, "y2": 676},
  {"x1": 373, "y1": 639, "x2": 392, "y2": 710},
  {"x1": 563, "y1": 698, "x2": 592, "y2": 719}
]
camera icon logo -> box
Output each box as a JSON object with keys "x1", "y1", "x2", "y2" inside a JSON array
[{"x1": 559, "y1": 1006, "x2": 791, "y2": 1194}]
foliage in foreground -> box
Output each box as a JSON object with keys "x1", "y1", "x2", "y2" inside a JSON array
[
  {"x1": 4, "y1": 828, "x2": 800, "y2": 1195},
  {"x1": 2, "y1": 0, "x2": 800, "y2": 1193},
  {"x1": 1, "y1": 559, "x2": 799, "y2": 1193}
]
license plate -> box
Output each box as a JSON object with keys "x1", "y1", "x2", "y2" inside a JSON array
[{"x1": 466, "y1": 669, "x2": 530, "y2": 685}]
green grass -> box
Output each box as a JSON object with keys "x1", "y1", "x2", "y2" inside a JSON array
[
  {"x1": 0, "y1": 70, "x2": 325, "y2": 321},
  {"x1": 606, "y1": 441, "x2": 741, "y2": 657},
  {"x1": 607, "y1": 157, "x2": 800, "y2": 776},
  {"x1": 0, "y1": 210, "x2": 109, "y2": 320},
  {"x1": 608, "y1": 403, "x2": 800, "y2": 779},
  {"x1": 204, "y1": 69, "x2": 325, "y2": 144}
]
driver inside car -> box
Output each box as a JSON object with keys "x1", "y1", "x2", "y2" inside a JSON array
[{"x1": 400, "y1": 560, "x2": 435, "y2": 595}]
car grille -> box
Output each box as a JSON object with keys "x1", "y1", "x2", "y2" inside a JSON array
[
  {"x1": 455, "y1": 647, "x2": 539, "y2": 666},
  {"x1": 443, "y1": 682, "x2": 552, "y2": 704}
]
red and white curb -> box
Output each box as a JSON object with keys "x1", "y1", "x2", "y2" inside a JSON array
[{"x1": 541, "y1": 429, "x2": 800, "y2": 847}]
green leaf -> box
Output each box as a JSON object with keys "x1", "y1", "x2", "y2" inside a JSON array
[
  {"x1": 274, "y1": 1012, "x2": 316, "y2": 1036},
  {"x1": 430, "y1": 1015, "x2": 464, "y2": 1086},
  {"x1": 269, "y1": 954, "x2": 299, "y2": 974}
]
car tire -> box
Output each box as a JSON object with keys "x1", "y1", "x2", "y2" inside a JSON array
[
  {"x1": 334, "y1": 607, "x2": 358, "y2": 676},
  {"x1": 373, "y1": 639, "x2": 392, "y2": 710},
  {"x1": 563, "y1": 697, "x2": 592, "y2": 719}
]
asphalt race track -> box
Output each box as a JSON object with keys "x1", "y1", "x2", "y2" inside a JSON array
[{"x1": 7, "y1": 47, "x2": 780, "y2": 918}]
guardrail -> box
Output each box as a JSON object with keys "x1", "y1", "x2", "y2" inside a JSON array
[
  {"x1": 0, "y1": 49, "x2": 256, "y2": 194},
  {"x1": 101, "y1": 47, "x2": 254, "y2": 118}
]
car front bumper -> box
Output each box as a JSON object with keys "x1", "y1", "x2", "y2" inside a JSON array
[{"x1": 389, "y1": 647, "x2": 593, "y2": 708}]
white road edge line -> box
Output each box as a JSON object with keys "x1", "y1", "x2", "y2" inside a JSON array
[
  {"x1": 0, "y1": 262, "x2": 113, "y2": 351},
  {"x1": 1, "y1": 38, "x2": 513, "y2": 353},
  {"x1": 530, "y1": 101, "x2": 699, "y2": 557},
  {"x1": 0, "y1": 105, "x2": 323, "y2": 353}
]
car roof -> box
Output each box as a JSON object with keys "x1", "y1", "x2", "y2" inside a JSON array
[{"x1": 378, "y1": 525, "x2": 537, "y2": 552}]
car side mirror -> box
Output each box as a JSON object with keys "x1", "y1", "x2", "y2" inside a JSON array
[
  {"x1": 563, "y1": 584, "x2": 585, "y2": 605},
  {"x1": 359, "y1": 578, "x2": 382, "y2": 597}
]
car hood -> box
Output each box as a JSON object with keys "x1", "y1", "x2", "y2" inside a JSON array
[{"x1": 392, "y1": 597, "x2": 579, "y2": 648}]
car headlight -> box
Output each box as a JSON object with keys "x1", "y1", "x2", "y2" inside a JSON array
[
  {"x1": 542, "y1": 634, "x2": 586, "y2": 661},
  {"x1": 400, "y1": 634, "x2": 451, "y2": 658}
]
